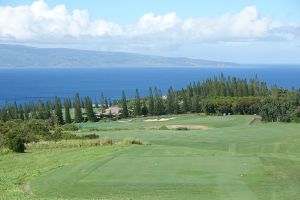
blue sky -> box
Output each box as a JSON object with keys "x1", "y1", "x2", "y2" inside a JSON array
[
  {"x1": 0, "y1": 0, "x2": 299, "y2": 64},
  {"x1": 2, "y1": 0, "x2": 300, "y2": 23}
]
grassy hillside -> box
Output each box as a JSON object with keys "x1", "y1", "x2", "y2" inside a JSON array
[{"x1": 1, "y1": 114, "x2": 300, "y2": 199}]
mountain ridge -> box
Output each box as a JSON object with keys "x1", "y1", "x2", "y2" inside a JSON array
[{"x1": 0, "y1": 44, "x2": 239, "y2": 68}]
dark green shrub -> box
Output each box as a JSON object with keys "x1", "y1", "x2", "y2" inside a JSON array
[
  {"x1": 176, "y1": 127, "x2": 188, "y2": 131},
  {"x1": 82, "y1": 134, "x2": 99, "y2": 139},
  {"x1": 7, "y1": 136, "x2": 25, "y2": 153},
  {"x1": 159, "y1": 125, "x2": 169, "y2": 130}
]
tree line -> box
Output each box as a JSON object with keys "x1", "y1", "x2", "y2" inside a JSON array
[{"x1": 0, "y1": 75, "x2": 300, "y2": 124}]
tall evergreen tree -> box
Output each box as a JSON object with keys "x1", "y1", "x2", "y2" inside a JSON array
[
  {"x1": 55, "y1": 97, "x2": 64, "y2": 125},
  {"x1": 64, "y1": 98, "x2": 72, "y2": 123},
  {"x1": 84, "y1": 96, "x2": 96, "y2": 122},
  {"x1": 154, "y1": 87, "x2": 164, "y2": 115},
  {"x1": 45, "y1": 101, "x2": 52, "y2": 119},
  {"x1": 23, "y1": 103, "x2": 29, "y2": 120},
  {"x1": 100, "y1": 92, "x2": 108, "y2": 109},
  {"x1": 108, "y1": 98, "x2": 112, "y2": 107},
  {"x1": 18, "y1": 104, "x2": 24, "y2": 120},
  {"x1": 134, "y1": 89, "x2": 142, "y2": 116},
  {"x1": 173, "y1": 94, "x2": 181, "y2": 114},
  {"x1": 191, "y1": 94, "x2": 200, "y2": 113},
  {"x1": 74, "y1": 93, "x2": 83, "y2": 123},
  {"x1": 148, "y1": 88, "x2": 155, "y2": 115},
  {"x1": 37, "y1": 100, "x2": 45, "y2": 119},
  {"x1": 10, "y1": 101, "x2": 18, "y2": 119},
  {"x1": 182, "y1": 90, "x2": 190, "y2": 113},
  {"x1": 30, "y1": 101, "x2": 37, "y2": 119},
  {"x1": 81, "y1": 99, "x2": 85, "y2": 109},
  {"x1": 141, "y1": 100, "x2": 148, "y2": 116},
  {"x1": 232, "y1": 78, "x2": 238, "y2": 97},
  {"x1": 166, "y1": 87, "x2": 175, "y2": 114},
  {"x1": 121, "y1": 90, "x2": 129, "y2": 118}
]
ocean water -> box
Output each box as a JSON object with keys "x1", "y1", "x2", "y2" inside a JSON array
[{"x1": 0, "y1": 66, "x2": 300, "y2": 105}]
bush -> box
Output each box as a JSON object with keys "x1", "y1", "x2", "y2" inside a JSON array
[
  {"x1": 82, "y1": 134, "x2": 99, "y2": 139},
  {"x1": 61, "y1": 132, "x2": 80, "y2": 140},
  {"x1": 52, "y1": 127, "x2": 64, "y2": 141},
  {"x1": 52, "y1": 127, "x2": 79, "y2": 141},
  {"x1": 62, "y1": 124, "x2": 79, "y2": 131},
  {"x1": 159, "y1": 125, "x2": 169, "y2": 130},
  {"x1": 7, "y1": 136, "x2": 25, "y2": 153},
  {"x1": 0, "y1": 133, "x2": 5, "y2": 148},
  {"x1": 122, "y1": 137, "x2": 143, "y2": 145},
  {"x1": 0, "y1": 148, "x2": 11, "y2": 155},
  {"x1": 176, "y1": 127, "x2": 189, "y2": 131}
]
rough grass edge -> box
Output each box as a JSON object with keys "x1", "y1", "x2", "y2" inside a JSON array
[{"x1": 26, "y1": 137, "x2": 113, "y2": 149}]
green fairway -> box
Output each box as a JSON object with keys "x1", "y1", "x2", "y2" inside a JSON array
[{"x1": 1, "y1": 114, "x2": 300, "y2": 199}]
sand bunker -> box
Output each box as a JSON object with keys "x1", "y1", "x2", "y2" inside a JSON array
[
  {"x1": 118, "y1": 120, "x2": 132, "y2": 123},
  {"x1": 144, "y1": 117, "x2": 175, "y2": 122}
]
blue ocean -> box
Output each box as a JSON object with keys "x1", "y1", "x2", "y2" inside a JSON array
[{"x1": 0, "y1": 65, "x2": 300, "y2": 105}]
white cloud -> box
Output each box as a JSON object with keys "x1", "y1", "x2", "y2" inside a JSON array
[{"x1": 0, "y1": 0, "x2": 299, "y2": 49}]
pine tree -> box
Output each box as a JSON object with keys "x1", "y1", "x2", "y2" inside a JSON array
[
  {"x1": 10, "y1": 101, "x2": 18, "y2": 119},
  {"x1": 55, "y1": 97, "x2": 64, "y2": 125},
  {"x1": 18, "y1": 104, "x2": 24, "y2": 120},
  {"x1": 148, "y1": 88, "x2": 155, "y2": 115},
  {"x1": 2, "y1": 105, "x2": 9, "y2": 121},
  {"x1": 64, "y1": 98, "x2": 72, "y2": 123},
  {"x1": 191, "y1": 94, "x2": 200, "y2": 113},
  {"x1": 74, "y1": 93, "x2": 83, "y2": 123},
  {"x1": 23, "y1": 103, "x2": 29, "y2": 120},
  {"x1": 108, "y1": 98, "x2": 112, "y2": 107},
  {"x1": 100, "y1": 92, "x2": 108, "y2": 109},
  {"x1": 154, "y1": 87, "x2": 164, "y2": 115},
  {"x1": 84, "y1": 96, "x2": 96, "y2": 122},
  {"x1": 166, "y1": 87, "x2": 175, "y2": 114},
  {"x1": 30, "y1": 101, "x2": 37, "y2": 119},
  {"x1": 232, "y1": 78, "x2": 238, "y2": 97},
  {"x1": 45, "y1": 101, "x2": 52, "y2": 119},
  {"x1": 81, "y1": 99, "x2": 85, "y2": 109},
  {"x1": 173, "y1": 94, "x2": 181, "y2": 114},
  {"x1": 121, "y1": 90, "x2": 129, "y2": 118},
  {"x1": 134, "y1": 89, "x2": 142, "y2": 116},
  {"x1": 37, "y1": 100, "x2": 45, "y2": 119},
  {"x1": 141, "y1": 100, "x2": 148, "y2": 116},
  {"x1": 182, "y1": 90, "x2": 190, "y2": 113}
]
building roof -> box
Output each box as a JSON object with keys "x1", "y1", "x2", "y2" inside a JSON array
[{"x1": 103, "y1": 106, "x2": 122, "y2": 115}]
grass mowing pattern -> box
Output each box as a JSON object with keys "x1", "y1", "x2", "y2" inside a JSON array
[{"x1": 1, "y1": 114, "x2": 300, "y2": 199}]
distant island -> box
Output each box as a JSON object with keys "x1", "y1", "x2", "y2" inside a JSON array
[{"x1": 0, "y1": 44, "x2": 238, "y2": 68}]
